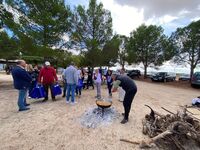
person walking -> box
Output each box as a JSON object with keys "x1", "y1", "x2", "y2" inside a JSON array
[
  {"x1": 76, "y1": 68, "x2": 82, "y2": 97},
  {"x1": 27, "y1": 64, "x2": 39, "y2": 97},
  {"x1": 12, "y1": 60, "x2": 32, "y2": 111},
  {"x1": 63, "y1": 62, "x2": 78, "y2": 104},
  {"x1": 94, "y1": 69, "x2": 102, "y2": 99},
  {"x1": 62, "y1": 68, "x2": 67, "y2": 97},
  {"x1": 38, "y1": 61, "x2": 58, "y2": 102},
  {"x1": 112, "y1": 72, "x2": 137, "y2": 124},
  {"x1": 106, "y1": 70, "x2": 113, "y2": 97},
  {"x1": 87, "y1": 67, "x2": 94, "y2": 89},
  {"x1": 81, "y1": 68, "x2": 86, "y2": 89}
]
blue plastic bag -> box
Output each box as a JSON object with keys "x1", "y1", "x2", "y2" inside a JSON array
[
  {"x1": 51, "y1": 84, "x2": 62, "y2": 96},
  {"x1": 29, "y1": 84, "x2": 46, "y2": 99},
  {"x1": 77, "y1": 79, "x2": 83, "y2": 89}
]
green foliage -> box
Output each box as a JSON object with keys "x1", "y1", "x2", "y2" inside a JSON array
[
  {"x1": 101, "y1": 35, "x2": 120, "y2": 66},
  {"x1": 5, "y1": 0, "x2": 72, "y2": 48},
  {"x1": 72, "y1": 0, "x2": 113, "y2": 66},
  {"x1": 170, "y1": 20, "x2": 200, "y2": 78},
  {"x1": 1, "y1": 0, "x2": 73, "y2": 66},
  {"x1": 0, "y1": 31, "x2": 19, "y2": 59},
  {"x1": 127, "y1": 24, "x2": 169, "y2": 77}
]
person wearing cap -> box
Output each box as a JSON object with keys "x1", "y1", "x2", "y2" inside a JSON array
[
  {"x1": 38, "y1": 61, "x2": 58, "y2": 102},
  {"x1": 111, "y1": 72, "x2": 137, "y2": 124},
  {"x1": 12, "y1": 60, "x2": 32, "y2": 111}
]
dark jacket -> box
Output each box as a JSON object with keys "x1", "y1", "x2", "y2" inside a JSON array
[
  {"x1": 12, "y1": 66, "x2": 32, "y2": 90},
  {"x1": 116, "y1": 75, "x2": 137, "y2": 92},
  {"x1": 106, "y1": 73, "x2": 113, "y2": 84}
]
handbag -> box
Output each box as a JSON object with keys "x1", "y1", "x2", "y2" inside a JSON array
[
  {"x1": 51, "y1": 84, "x2": 62, "y2": 96},
  {"x1": 29, "y1": 84, "x2": 46, "y2": 99}
]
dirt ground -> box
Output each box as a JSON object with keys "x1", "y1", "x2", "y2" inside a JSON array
[{"x1": 0, "y1": 73, "x2": 200, "y2": 150}]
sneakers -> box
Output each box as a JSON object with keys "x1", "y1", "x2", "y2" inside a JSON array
[
  {"x1": 19, "y1": 107, "x2": 30, "y2": 112},
  {"x1": 95, "y1": 96, "x2": 101, "y2": 99},
  {"x1": 121, "y1": 118, "x2": 128, "y2": 124},
  {"x1": 42, "y1": 98, "x2": 48, "y2": 102},
  {"x1": 70, "y1": 101, "x2": 77, "y2": 105},
  {"x1": 66, "y1": 101, "x2": 70, "y2": 104}
]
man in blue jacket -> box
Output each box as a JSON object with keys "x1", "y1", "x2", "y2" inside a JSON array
[{"x1": 12, "y1": 60, "x2": 32, "y2": 111}]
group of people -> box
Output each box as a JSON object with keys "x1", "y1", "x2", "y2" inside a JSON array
[{"x1": 11, "y1": 60, "x2": 137, "y2": 124}]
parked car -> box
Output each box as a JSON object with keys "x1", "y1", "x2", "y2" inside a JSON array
[
  {"x1": 127, "y1": 69, "x2": 141, "y2": 79},
  {"x1": 151, "y1": 72, "x2": 176, "y2": 82},
  {"x1": 191, "y1": 72, "x2": 200, "y2": 87},
  {"x1": 179, "y1": 74, "x2": 190, "y2": 81}
]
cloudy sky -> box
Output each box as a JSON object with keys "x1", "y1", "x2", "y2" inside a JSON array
[{"x1": 66, "y1": 0, "x2": 200, "y2": 36}]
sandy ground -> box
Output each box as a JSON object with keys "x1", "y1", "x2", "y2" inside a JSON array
[{"x1": 0, "y1": 73, "x2": 200, "y2": 150}]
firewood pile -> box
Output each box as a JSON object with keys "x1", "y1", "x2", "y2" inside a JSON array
[{"x1": 120, "y1": 105, "x2": 200, "y2": 150}]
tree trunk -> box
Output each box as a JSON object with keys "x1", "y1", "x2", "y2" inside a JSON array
[
  {"x1": 122, "y1": 61, "x2": 125, "y2": 71},
  {"x1": 144, "y1": 63, "x2": 148, "y2": 79},
  {"x1": 190, "y1": 53, "x2": 195, "y2": 82},
  {"x1": 190, "y1": 64, "x2": 195, "y2": 82}
]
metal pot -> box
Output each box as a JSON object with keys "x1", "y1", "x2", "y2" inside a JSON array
[{"x1": 96, "y1": 100, "x2": 112, "y2": 109}]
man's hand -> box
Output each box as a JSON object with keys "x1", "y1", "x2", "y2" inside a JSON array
[
  {"x1": 112, "y1": 80, "x2": 121, "y2": 92},
  {"x1": 112, "y1": 88, "x2": 118, "y2": 92}
]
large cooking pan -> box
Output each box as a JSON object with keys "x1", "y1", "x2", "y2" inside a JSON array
[{"x1": 96, "y1": 100, "x2": 112, "y2": 109}]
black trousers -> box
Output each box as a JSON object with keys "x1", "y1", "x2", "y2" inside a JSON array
[
  {"x1": 63, "y1": 83, "x2": 67, "y2": 96},
  {"x1": 107, "y1": 82, "x2": 112, "y2": 94},
  {"x1": 123, "y1": 88, "x2": 137, "y2": 120},
  {"x1": 76, "y1": 87, "x2": 81, "y2": 95},
  {"x1": 44, "y1": 84, "x2": 55, "y2": 100},
  {"x1": 87, "y1": 78, "x2": 94, "y2": 89}
]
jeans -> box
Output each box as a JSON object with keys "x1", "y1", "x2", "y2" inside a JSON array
[
  {"x1": 18, "y1": 89, "x2": 28, "y2": 109},
  {"x1": 66, "y1": 83, "x2": 76, "y2": 102},
  {"x1": 96, "y1": 82, "x2": 101, "y2": 98}
]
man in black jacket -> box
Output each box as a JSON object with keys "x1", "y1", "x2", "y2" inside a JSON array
[
  {"x1": 86, "y1": 67, "x2": 94, "y2": 89},
  {"x1": 12, "y1": 60, "x2": 32, "y2": 111},
  {"x1": 112, "y1": 72, "x2": 137, "y2": 124}
]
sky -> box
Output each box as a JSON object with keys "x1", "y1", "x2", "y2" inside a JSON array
[{"x1": 66, "y1": 0, "x2": 200, "y2": 36}]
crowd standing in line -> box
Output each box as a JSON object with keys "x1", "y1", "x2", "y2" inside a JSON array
[{"x1": 11, "y1": 60, "x2": 138, "y2": 124}]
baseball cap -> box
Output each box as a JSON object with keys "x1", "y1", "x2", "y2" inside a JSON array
[{"x1": 45, "y1": 61, "x2": 50, "y2": 66}]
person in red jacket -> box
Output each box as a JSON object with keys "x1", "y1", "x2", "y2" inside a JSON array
[{"x1": 38, "y1": 61, "x2": 58, "y2": 102}]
